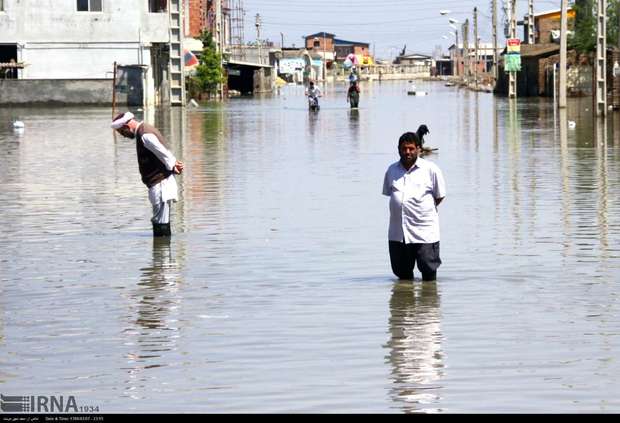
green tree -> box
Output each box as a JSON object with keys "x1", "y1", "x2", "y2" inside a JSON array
[
  {"x1": 609, "y1": 0, "x2": 619, "y2": 49},
  {"x1": 570, "y1": 0, "x2": 620, "y2": 53},
  {"x1": 571, "y1": 0, "x2": 595, "y2": 53},
  {"x1": 188, "y1": 30, "x2": 224, "y2": 98}
]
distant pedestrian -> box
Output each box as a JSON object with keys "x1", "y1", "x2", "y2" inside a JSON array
[
  {"x1": 111, "y1": 112, "x2": 184, "y2": 237},
  {"x1": 347, "y1": 80, "x2": 360, "y2": 108},
  {"x1": 382, "y1": 131, "x2": 446, "y2": 281}
]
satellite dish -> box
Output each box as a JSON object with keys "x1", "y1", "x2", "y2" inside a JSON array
[
  {"x1": 439, "y1": 10, "x2": 451, "y2": 15},
  {"x1": 449, "y1": 18, "x2": 459, "y2": 24}
]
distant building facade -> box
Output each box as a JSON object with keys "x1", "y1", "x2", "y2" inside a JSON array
[
  {"x1": 334, "y1": 38, "x2": 372, "y2": 64},
  {"x1": 304, "y1": 32, "x2": 335, "y2": 55},
  {"x1": 394, "y1": 53, "x2": 432, "y2": 66},
  {"x1": 449, "y1": 43, "x2": 499, "y2": 76},
  {"x1": 0, "y1": 0, "x2": 194, "y2": 106},
  {"x1": 524, "y1": 8, "x2": 576, "y2": 44}
]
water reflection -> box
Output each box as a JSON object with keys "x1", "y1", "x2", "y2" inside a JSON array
[
  {"x1": 123, "y1": 238, "x2": 185, "y2": 398},
  {"x1": 507, "y1": 99, "x2": 522, "y2": 244},
  {"x1": 348, "y1": 109, "x2": 360, "y2": 140},
  {"x1": 594, "y1": 117, "x2": 609, "y2": 257},
  {"x1": 385, "y1": 281, "x2": 443, "y2": 413},
  {"x1": 559, "y1": 107, "x2": 573, "y2": 259},
  {"x1": 307, "y1": 109, "x2": 319, "y2": 138}
]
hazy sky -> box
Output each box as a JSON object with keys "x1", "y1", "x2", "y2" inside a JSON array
[{"x1": 242, "y1": 0, "x2": 564, "y2": 59}]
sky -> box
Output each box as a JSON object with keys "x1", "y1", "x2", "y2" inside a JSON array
[{"x1": 241, "y1": 0, "x2": 565, "y2": 59}]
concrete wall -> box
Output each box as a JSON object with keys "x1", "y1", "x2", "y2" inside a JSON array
[
  {"x1": 0, "y1": 0, "x2": 169, "y2": 79},
  {"x1": 0, "y1": 1, "x2": 169, "y2": 43},
  {"x1": 0, "y1": 0, "x2": 178, "y2": 106},
  {"x1": 0, "y1": 79, "x2": 115, "y2": 105}
]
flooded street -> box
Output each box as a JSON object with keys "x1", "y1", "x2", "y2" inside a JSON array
[{"x1": 2, "y1": 80, "x2": 620, "y2": 413}]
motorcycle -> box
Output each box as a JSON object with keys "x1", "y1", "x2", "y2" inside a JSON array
[{"x1": 308, "y1": 95, "x2": 320, "y2": 111}]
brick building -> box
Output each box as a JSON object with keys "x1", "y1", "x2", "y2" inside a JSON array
[
  {"x1": 305, "y1": 32, "x2": 335, "y2": 53},
  {"x1": 524, "y1": 8, "x2": 576, "y2": 44},
  {"x1": 333, "y1": 38, "x2": 370, "y2": 62}
]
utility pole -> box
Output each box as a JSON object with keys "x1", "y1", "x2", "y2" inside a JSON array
[
  {"x1": 255, "y1": 13, "x2": 261, "y2": 64},
  {"x1": 527, "y1": 0, "x2": 535, "y2": 44},
  {"x1": 216, "y1": 0, "x2": 225, "y2": 99},
  {"x1": 492, "y1": 0, "x2": 498, "y2": 85},
  {"x1": 454, "y1": 29, "x2": 459, "y2": 77},
  {"x1": 595, "y1": 0, "x2": 607, "y2": 116},
  {"x1": 323, "y1": 32, "x2": 327, "y2": 83},
  {"x1": 281, "y1": 32, "x2": 284, "y2": 48},
  {"x1": 474, "y1": 7, "x2": 479, "y2": 90},
  {"x1": 508, "y1": 0, "x2": 517, "y2": 98},
  {"x1": 463, "y1": 19, "x2": 469, "y2": 84},
  {"x1": 559, "y1": 0, "x2": 568, "y2": 108}
]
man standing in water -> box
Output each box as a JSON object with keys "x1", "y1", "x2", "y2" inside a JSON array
[
  {"x1": 111, "y1": 112, "x2": 184, "y2": 237},
  {"x1": 382, "y1": 132, "x2": 446, "y2": 281},
  {"x1": 347, "y1": 80, "x2": 360, "y2": 109}
]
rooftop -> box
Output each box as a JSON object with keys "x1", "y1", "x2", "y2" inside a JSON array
[
  {"x1": 304, "y1": 32, "x2": 336, "y2": 39},
  {"x1": 334, "y1": 38, "x2": 370, "y2": 47}
]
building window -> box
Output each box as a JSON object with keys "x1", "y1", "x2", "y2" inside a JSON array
[
  {"x1": 0, "y1": 0, "x2": 4, "y2": 11},
  {"x1": 77, "y1": 0, "x2": 102, "y2": 11},
  {"x1": 313, "y1": 39, "x2": 320, "y2": 48},
  {"x1": 149, "y1": 0, "x2": 167, "y2": 13}
]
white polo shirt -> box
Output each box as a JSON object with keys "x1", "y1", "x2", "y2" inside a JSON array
[{"x1": 382, "y1": 157, "x2": 446, "y2": 244}]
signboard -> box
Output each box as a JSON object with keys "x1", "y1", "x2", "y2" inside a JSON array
[
  {"x1": 507, "y1": 38, "x2": 521, "y2": 54},
  {"x1": 505, "y1": 38, "x2": 521, "y2": 73},
  {"x1": 505, "y1": 54, "x2": 521, "y2": 72}
]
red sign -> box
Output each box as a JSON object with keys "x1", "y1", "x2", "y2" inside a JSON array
[{"x1": 507, "y1": 38, "x2": 521, "y2": 46}]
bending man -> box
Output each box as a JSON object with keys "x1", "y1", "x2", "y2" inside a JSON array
[{"x1": 111, "y1": 112, "x2": 184, "y2": 237}]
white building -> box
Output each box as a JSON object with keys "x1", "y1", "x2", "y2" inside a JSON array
[{"x1": 0, "y1": 0, "x2": 185, "y2": 106}]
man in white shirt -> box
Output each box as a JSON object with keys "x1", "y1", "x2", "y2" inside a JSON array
[
  {"x1": 111, "y1": 112, "x2": 184, "y2": 237},
  {"x1": 382, "y1": 131, "x2": 446, "y2": 281},
  {"x1": 305, "y1": 80, "x2": 322, "y2": 109}
]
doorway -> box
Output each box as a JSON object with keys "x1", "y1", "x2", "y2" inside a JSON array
[{"x1": 0, "y1": 44, "x2": 18, "y2": 79}]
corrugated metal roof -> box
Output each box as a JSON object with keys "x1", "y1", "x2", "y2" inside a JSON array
[
  {"x1": 334, "y1": 38, "x2": 369, "y2": 47},
  {"x1": 304, "y1": 32, "x2": 336, "y2": 39}
]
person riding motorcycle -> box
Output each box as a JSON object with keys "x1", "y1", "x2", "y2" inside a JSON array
[{"x1": 305, "y1": 81, "x2": 322, "y2": 110}]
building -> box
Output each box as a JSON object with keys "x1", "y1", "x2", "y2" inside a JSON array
[
  {"x1": 495, "y1": 43, "x2": 560, "y2": 96},
  {"x1": 433, "y1": 57, "x2": 453, "y2": 76},
  {"x1": 0, "y1": 0, "x2": 191, "y2": 106},
  {"x1": 394, "y1": 53, "x2": 432, "y2": 66},
  {"x1": 304, "y1": 32, "x2": 335, "y2": 56},
  {"x1": 448, "y1": 43, "x2": 499, "y2": 77},
  {"x1": 333, "y1": 38, "x2": 372, "y2": 65},
  {"x1": 277, "y1": 48, "x2": 314, "y2": 84},
  {"x1": 303, "y1": 32, "x2": 336, "y2": 80},
  {"x1": 524, "y1": 8, "x2": 575, "y2": 44}
]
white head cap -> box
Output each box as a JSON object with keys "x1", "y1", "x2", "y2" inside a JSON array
[{"x1": 111, "y1": 112, "x2": 135, "y2": 129}]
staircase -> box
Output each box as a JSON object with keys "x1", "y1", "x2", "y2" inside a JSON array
[{"x1": 168, "y1": 0, "x2": 185, "y2": 106}]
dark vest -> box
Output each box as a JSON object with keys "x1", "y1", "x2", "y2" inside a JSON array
[{"x1": 136, "y1": 123, "x2": 174, "y2": 187}]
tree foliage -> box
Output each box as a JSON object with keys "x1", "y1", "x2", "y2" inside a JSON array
[
  {"x1": 570, "y1": 0, "x2": 620, "y2": 53},
  {"x1": 188, "y1": 30, "x2": 224, "y2": 97}
]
